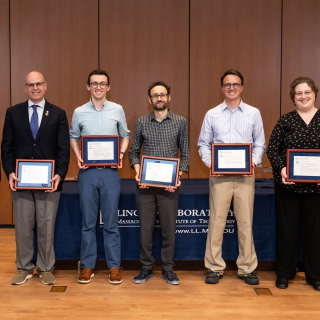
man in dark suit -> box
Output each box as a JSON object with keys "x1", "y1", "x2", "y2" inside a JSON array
[{"x1": 1, "y1": 71, "x2": 70, "y2": 285}]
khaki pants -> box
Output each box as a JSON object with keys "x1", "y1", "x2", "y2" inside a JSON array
[{"x1": 204, "y1": 175, "x2": 257, "y2": 275}]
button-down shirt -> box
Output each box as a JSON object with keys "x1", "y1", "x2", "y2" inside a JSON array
[
  {"x1": 128, "y1": 110, "x2": 189, "y2": 172},
  {"x1": 69, "y1": 99, "x2": 130, "y2": 141},
  {"x1": 28, "y1": 98, "x2": 45, "y2": 126},
  {"x1": 198, "y1": 100, "x2": 266, "y2": 167}
]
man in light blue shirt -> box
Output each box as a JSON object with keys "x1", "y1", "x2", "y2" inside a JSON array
[
  {"x1": 198, "y1": 69, "x2": 265, "y2": 286},
  {"x1": 70, "y1": 69, "x2": 130, "y2": 285}
]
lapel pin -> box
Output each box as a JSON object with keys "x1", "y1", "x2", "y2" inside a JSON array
[{"x1": 45, "y1": 111, "x2": 49, "y2": 116}]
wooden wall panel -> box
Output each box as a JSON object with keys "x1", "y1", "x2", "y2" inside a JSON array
[
  {"x1": 282, "y1": 0, "x2": 320, "y2": 115},
  {"x1": 100, "y1": 0, "x2": 189, "y2": 178},
  {"x1": 10, "y1": 0, "x2": 99, "y2": 178},
  {"x1": 0, "y1": 0, "x2": 12, "y2": 223},
  {"x1": 190, "y1": 0, "x2": 282, "y2": 178}
]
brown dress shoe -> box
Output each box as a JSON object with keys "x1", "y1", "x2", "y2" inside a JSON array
[
  {"x1": 109, "y1": 267, "x2": 123, "y2": 284},
  {"x1": 78, "y1": 268, "x2": 94, "y2": 284}
]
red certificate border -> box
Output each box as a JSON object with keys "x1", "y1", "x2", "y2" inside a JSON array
[
  {"x1": 81, "y1": 135, "x2": 120, "y2": 167},
  {"x1": 15, "y1": 159, "x2": 55, "y2": 190},
  {"x1": 286, "y1": 149, "x2": 320, "y2": 183},
  {"x1": 138, "y1": 155, "x2": 180, "y2": 189},
  {"x1": 210, "y1": 143, "x2": 252, "y2": 176}
]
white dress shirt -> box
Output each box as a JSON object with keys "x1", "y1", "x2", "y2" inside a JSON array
[
  {"x1": 28, "y1": 98, "x2": 45, "y2": 127},
  {"x1": 198, "y1": 100, "x2": 266, "y2": 167}
]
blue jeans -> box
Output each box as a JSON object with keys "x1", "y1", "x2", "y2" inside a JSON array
[{"x1": 78, "y1": 167, "x2": 121, "y2": 269}]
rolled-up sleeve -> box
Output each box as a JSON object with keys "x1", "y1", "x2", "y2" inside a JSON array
[
  {"x1": 69, "y1": 109, "x2": 81, "y2": 142},
  {"x1": 117, "y1": 107, "x2": 130, "y2": 140}
]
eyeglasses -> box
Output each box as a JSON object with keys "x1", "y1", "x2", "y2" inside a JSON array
[
  {"x1": 150, "y1": 93, "x2": 168, "y2": 100},
  {"x1": 223, "y1": 83, "x2": 241, "y2": 89},
  {"x1": 25, "y1": 82, "x2": 45, "y2": 88},
  {"x1": 295, "y1": 91, "x2": 313, "y2": 97},
  {"x1": 90, "y1": 82, "x2": 108, "y2": 89}
]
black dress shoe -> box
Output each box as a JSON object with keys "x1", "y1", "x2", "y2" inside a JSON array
[
  {"x1": 276, "y1": 276, "x2": 288, "y2": 289},
  {"x1": 312, "y1": 282, "x2": 320, "y2": 291}
]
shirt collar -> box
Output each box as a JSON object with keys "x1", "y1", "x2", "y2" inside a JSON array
[
  {"x1": 28, "y1": 98, "x2": 45, "y2": 109},
  {"x1": 89, "y1": 98, "x2": 107, "y2": 111},
  {"x1": 221, "y1": 99, "x2": 244, "y2": 112},
  {"x1": 149, "y1": 110, "x2": 172, "y2": 121}
]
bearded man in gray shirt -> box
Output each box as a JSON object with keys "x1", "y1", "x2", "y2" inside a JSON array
[{"x1": 129, "y1": 81, "x2": 189, "y2": 285}]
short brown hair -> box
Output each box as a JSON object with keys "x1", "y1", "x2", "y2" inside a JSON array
[
  {"x1": 289, "y1": 77, "x2": 318, "y2": 102},
  {"x1": 148, "y1": 81, "x2": 171, "y2": 97},
  {"x1": 87, "y1": 69, "x2": 110, "y2": 86},
  {"x1": 221, "y1": 69, "x2": 244, "y2": 86}
]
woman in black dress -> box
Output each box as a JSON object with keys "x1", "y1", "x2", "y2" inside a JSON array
[{"x1": 267, "y1": 77, "x2": 320, "y2": 291}]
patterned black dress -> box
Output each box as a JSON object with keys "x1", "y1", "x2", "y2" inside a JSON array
[{"x1": 267, "y1": 109, "x2": 320, "y2": 193}]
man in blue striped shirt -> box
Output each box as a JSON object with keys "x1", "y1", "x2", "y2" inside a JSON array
[
  {"x1": 198, "y1": 69, "x2": 266, "y2": 286},
  {"x1": 70, "y1": 69, "x2": 130, "y2": 285}
]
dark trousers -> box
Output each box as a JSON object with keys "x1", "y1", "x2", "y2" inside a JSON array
[
  {"x1": 136, "y1": 186, "x2": 179, "y2": 271},
  {"x1": 275, "y1": 182, "x2": 320, "y2": 283}
]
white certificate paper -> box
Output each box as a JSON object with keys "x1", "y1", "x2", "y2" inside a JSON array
[
  {"x1": 293, "y1": 156, "x2": 320, "y2": 176},
  {"x1": 217, "y1": 150, "x2": 246, "y2": 169},
  {"x1": 145, "y1": 162, "x2": 174, "y2": 183},
  {"x1": 21, "y1": 165, "x2": 49, "y2": 184},
  {"x1": 87, "y1": 141, "x2": 114, "y2": 160}
]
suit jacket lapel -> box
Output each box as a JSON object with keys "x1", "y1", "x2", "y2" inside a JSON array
[
  {"x1": 21, "y1": 101, "x2": 34, "y2": 141},
  {"x1": 36, "y1": 101, "x2": 52, "y2": 142}
]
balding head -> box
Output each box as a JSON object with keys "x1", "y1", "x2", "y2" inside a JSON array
[
  {"x1": 25, "y1": 71, "x2": 45, "y2": 84},
  {"x1": 24, "y1": 71, "x2": 47, "y2": 103}
]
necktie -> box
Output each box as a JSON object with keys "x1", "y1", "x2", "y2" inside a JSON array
[{"x1": 30, "y1": 105, "x2": 39, "y2": 140}]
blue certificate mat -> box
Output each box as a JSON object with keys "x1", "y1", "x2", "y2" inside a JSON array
[
  {"x1": 141, "y1": 158, "x2": 178, "y2": 187},
  {"x1": 17, "y1": 161, "x2": 53, "y2": 188},
  {"x1": 213, "y1": 145, "x2": 251, "y2": 173},
  {"x1": 288, "y1": 151, "x2": 320, "y2": 181},
  {"x1": 83, "y1": 137, "x2": 118, "y2": 164}
]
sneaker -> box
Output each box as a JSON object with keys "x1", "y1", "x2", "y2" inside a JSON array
[
  {"x1": 133, "y1": 268, "x2": 153, "y2": 284},
  {"x1": 238, "y1": 272, "x2": 259, "y2": 285},
  {"x1": 162, "y1": 270, "x2": 180, "y2": 285},
  {"x1": 78, "y1": 268, "x2": 94, "y2": 284},
  {"x1": 39, "y1": 271, "x2": 56, "y2": 285},
  {"x1": 11, "y1": 271, "x2": 33, "y2": 285},
  {"x1": 205, "y1": 271, "x2": 223, "y2": 284},
  {"x1": 109, "y1": 267, "x2": 123, "y2": 284}
]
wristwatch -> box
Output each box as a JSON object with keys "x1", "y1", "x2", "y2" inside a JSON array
[{"x1": 120, "y1": 152, "x2": 125, "y2": 158}]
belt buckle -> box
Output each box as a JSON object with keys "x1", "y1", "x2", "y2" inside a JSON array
[{"x1": 96, "y1": 166, "x2": 105, "y2": 169}]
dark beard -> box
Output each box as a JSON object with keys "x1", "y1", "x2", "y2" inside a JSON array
[{"x1": 152, "y1": 101, "x2": 168, "y2": 111}]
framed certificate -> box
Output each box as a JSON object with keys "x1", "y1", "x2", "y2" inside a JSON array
[
  {"x1": 211, "y1": 143, "x2": 252, "y2": 175},
  {"x1": 286, "y1": 149, "x2": 320, "y2": 183},
  {"x1": 15, "y1": 159, "x2": 55, "y2": 190},
  {"x1": 81, "y1": 135, "x2": 120, "y2": 167},
  {"x1": 139, "y1": 156, "x2": 180, "y2": 188}
]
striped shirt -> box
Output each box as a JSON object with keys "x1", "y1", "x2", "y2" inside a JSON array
[
  {"x1": 69, "y1": 99, "x2": 130, "y2": 141},
  {"x1": 128, "y1": 111, "x2": 189, "y2": 172},
  {"x1": 198, "y1": 100, "x2": 266, "y2": 167}
]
